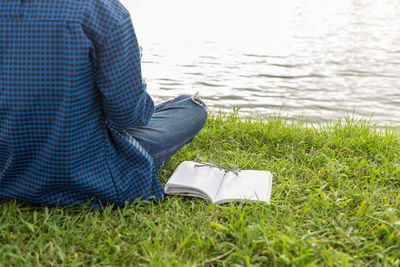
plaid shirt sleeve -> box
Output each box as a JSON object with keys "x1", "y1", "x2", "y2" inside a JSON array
[{"x1": 95, "y1": 15, "x2": 154, "y2": 130}]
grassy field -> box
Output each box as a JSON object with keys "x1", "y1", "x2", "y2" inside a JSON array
[{"x1": 1, "y1": 113, "x2": 399, "y2": 266}]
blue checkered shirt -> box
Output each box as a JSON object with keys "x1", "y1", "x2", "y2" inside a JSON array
[{"x1": 0, "y1": 0, "x2": 164, "y2": 208}]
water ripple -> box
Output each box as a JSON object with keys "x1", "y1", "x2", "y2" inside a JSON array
[
  {"x1": 196, "y1": 81, "x2": 225, "y2": 87},
  {"x1": 139, "y1": 0, "x2": 400, "y2": 127},
  {"x1": 253, "y1": 74, "x2": 328, "y2": 79}
]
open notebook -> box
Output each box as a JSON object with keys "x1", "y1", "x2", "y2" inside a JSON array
[{"x1": 164, "y1": 161, "x2": 273, "y2": 204}]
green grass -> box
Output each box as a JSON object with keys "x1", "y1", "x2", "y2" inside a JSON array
[{"x1": 1, "y1": 113, "x2": 400, "y2": 266}]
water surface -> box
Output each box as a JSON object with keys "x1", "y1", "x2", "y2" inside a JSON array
[{"x1": 121, "y1": 0, "x2": 400, "y2": 126}]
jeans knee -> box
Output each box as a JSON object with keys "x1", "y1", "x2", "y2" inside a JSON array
[
  {"x1": 171, "y1": 94, "x2": 207, "y2": 131},
  {"x1": 189, "y1": 94, "x2": 208, "y2": 127}
]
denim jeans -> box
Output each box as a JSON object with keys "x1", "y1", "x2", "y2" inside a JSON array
[{"x1": 125, "y1": 95, "x2": 208, "y2": 171}]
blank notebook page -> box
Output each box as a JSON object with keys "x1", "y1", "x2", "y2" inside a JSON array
[
  {"x1": 165, "y1": 161, "x2": 225, "y2": 199},
  {"x1": 214, "y1": 170, "x2": 273, "y2": 203}
]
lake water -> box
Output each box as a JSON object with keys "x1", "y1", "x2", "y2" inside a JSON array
[{"x1": 120, "y1": 0, "x2": 400, "y2": 127}]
